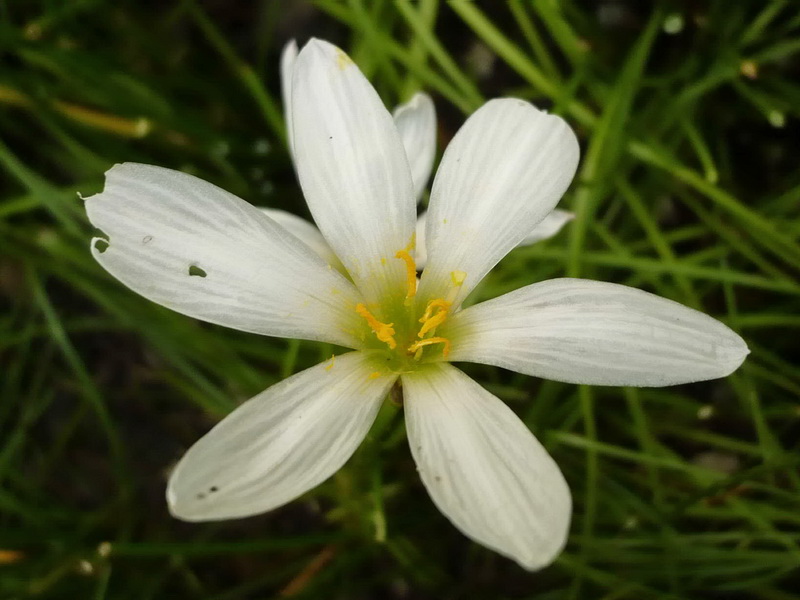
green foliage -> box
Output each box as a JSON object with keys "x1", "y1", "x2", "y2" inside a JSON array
[{"x1": 1, "y1": 0, "x2": 799, "y2": 598}]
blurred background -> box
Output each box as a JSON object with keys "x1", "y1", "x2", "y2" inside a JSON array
[{"x1": 1, "y1": 1, "x2": 799, "y2": 598}]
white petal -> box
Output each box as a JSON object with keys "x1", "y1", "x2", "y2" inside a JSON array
[
  {"x1": 280, "y1": 39, "x2": 299, "y2": 159},
  {"x1": 168, "y1": 351, "x2": 397, "y2": 521},
  {"x1": 418, "y1": 99, "x2": 579, "y2": 307},
  {"x1": 402, "y1": 363, "x2": 571, "y2": 570},
  {"x1": 86, "y1": 163, "x2": 364, "y2": 348},
  {"x1": 415, "y1": 211, "x2": 429, "y2": 270},
  {"x1": 445, "y1": 278, "x2": 750, "y2": 386},
  {"x1": 416, "y1": 209, "x2": 572, "y2": 271},
  {"x1": 259, "y1": 208, "x2": 340, "y2": 268},
  {"x1": 520, "y1": 209, "x2": 574, "y2": 245},
  {"x1": 291, "y1": 39, "x2": 416, "y2": 304},
  {"x1": 393, "y1": 92, "x2": 436, "y2": 201}
]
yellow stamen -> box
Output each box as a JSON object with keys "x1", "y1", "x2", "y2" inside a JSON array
[
  {"x1": 418, "y1": 311, "x2": 448, "y2": 338},
  {"x1": 417, "y1": 298, "x2": 451, "y2": 338},
  {"x1": 325, "y1": 354, "x2": 336, "y2": 371},
  {"x1": 355, "y1": 303, "x2": 397, "y2": 349},
  {"x1": 419, "y1": 299, "x2": 451, "y2": 323},
  {"x1": 395, "y1": 249, "x2": 417, "y2": 299},
  {"x1": 408, "y1": 337, "x2": 451, "y2": 358}
]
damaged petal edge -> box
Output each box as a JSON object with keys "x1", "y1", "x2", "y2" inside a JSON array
[{"x1": 91, "y1": 236, "x2": 110, "y2": 254}]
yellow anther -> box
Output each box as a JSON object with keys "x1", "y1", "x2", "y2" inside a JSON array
[
  {"x1": 408, "y1": 337, "x2": 451, "y2": 358},
  {"x1": 417, "y1": 298, "x2": 451, "y2": 338},
  {"x1": 395, "y1": 249, "x2": 417, "y2": 299},
  {"x1": 418, "y1": 311, "x2": 448, "y2": 338},
  {"x1": 450, "y1": 270, "x2": 466, "y2": 286},
  {"x1": 355, "y1": 303, "x2": 397, "y2": 349},
  {"x1": 419, "y1": 299, "x2": 451, "y2": 323},
  {"x1": 442, "y1": 270, "x2": 468, "y2": 305},
  {"x1": 325, "y1": 354, "x2": 336, "y2": 371}
]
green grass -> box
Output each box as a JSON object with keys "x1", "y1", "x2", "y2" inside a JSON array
[{"x1": 1, "y1": 1, "x2": 799, "y2": 598}]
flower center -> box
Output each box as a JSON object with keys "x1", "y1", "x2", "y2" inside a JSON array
[{"x1": 354, "y1": 240, "x2": 466, "y2": 369}]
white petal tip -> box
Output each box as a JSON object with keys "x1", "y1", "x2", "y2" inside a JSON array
[
  {"x1": 403, "y1": 365, "x2": 573, "y2": 571},
  {"x1": 166, "y1": 478, "x2": 204, "y2": 522},
  {"x1": 281, "y1": 39, "x2": 299, "y2": 67},
  {"x1": 165, "y1": 483, "x2": 195, "y2": 521},
  {"x1": 719, "y1": 335, "x2": 750, "y2": 376},
  {"x1": 516, "y1": 543, "x2": 567, "y2": 571},
  {"x1": 164, "y1": 354, "x2": 392, "y2": 524},
  {"x1": 165, "y1": 485, "x2": 181, "y2": 517},
  {"x1": 165, "y1": 474, "x2": 237, "y2": 523},
  {"x1": 506, "y1": 488, "x2": 571, "y2": 571},
  {"x1": 448, "y1": 280, "x2": 751, "y2": 387},
  {"x1": 701, "y1": 326, "x2": 749, "y2": 381},
  {"x1": 302, "y1": 38, "x2": 334, "y2": 55},
  {"x1": 407, "y1": 91, "x2": 434, "y2": 109},
  {"x1": 492, "y1": 505, "x2": 570, "y2": 571},
  {"x1": 299, "y1": 39, "x2": 355, "y2": 71}
]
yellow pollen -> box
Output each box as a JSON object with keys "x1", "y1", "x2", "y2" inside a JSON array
[
  {"x1": 368, "y1": 371, "x2": 382, "y2": 379},
  {"x1": 408, "y1": 337, "x2": 451, "y2": 358},
  {"x1": 355, "y1": 303, "x2": 396, "y2": 349},
  {"x1": 336, "y1": 49, "x2": 354, "y2": 70},
  {"x1": 325, "y1": 354, "x2": 336, "y2": 371}
]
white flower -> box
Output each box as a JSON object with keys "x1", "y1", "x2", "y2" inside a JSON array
[
  {"x1": 83, "y1": 39, "x2": 749, "y2": 571},
  {"x1": 274, "y1": 39, "x2": 574, "y2": 271}
]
